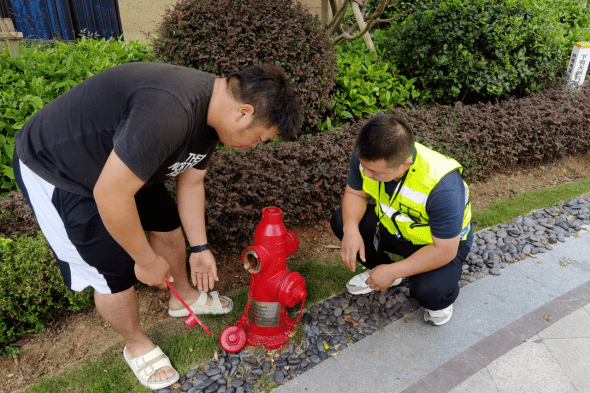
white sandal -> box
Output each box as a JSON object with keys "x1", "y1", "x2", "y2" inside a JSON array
[
  {"x1": 123, "y1": 346, "x2": 179, "y2": 390},
  {"x1": 168, "y1": 291, "x2": 233, "y2": 317}
]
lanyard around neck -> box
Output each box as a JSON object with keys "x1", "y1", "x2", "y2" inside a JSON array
[{"x1": 378, "y1": 170, "x2": 409, "y2": 222}]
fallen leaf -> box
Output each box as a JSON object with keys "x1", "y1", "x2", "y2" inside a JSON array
[
  {"x1": 189, "y1": 348, "x2": 193, "y2": 352},
  {"x1": 323, "y1": 244, "x2": 341, "y2": 249},
  {"x1": 7, "y1": 374, "x2": 14, "y2": 378},
  {"x1": 544, "y1": 315, "x2": 552, "y2": 322},
  {"x1": 344, "y1": 315, "x2": 359, "y2": 327},
  {"x1": 288, "y1": 331, "x2": 296, "y2": 338},
  {"x1": 171, "y1": 383, "x2": 182, "y2": 388},
  {"x1": 213, "y1": 350, "x2": 218, "y2": 360},
  {"x1": 373, "y1": 350, "x2": 378, "y2": 355},
  {"x1": 379, "y1": 326, "x2": 385, "y2": 332},
  {"x1": 405, "y1": 318, "x2": 412, "y2": 323}
]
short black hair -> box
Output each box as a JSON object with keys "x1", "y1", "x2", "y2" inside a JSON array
[
  {"x1": 354, "y1": 115, "x2": 415, "y2": 167},
  {"x1": 226, "y1": 64, "x2": 302, "y2": 141}
]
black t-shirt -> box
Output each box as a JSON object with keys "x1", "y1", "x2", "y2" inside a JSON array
[{"x1": 15, "y1": 62, "x2": 219, "y2": 196}]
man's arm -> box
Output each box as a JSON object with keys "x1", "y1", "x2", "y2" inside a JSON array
[
  {"x1": 176, "y1": 167, "x2": 218, "y2": 292},
  {"x1": 367, "y1": 170, "x2": 466, "y2": 290},
  {"x1": 94, "y1": 150, "x2": 172, "y2": 288},
  {"x1": 341, "y1": 184, "x2": 368, "y2": 271},
  {"x1": 366, "y1": 235, "x2": 460, "y2": 291}
]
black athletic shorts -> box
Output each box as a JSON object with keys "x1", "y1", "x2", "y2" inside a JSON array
[{"x1": 14, "y1": 151, "x2": 182, "y2": 294}]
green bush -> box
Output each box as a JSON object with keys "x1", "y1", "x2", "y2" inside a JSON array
[
  {"x1": 532, "y1": 0, "x2": 590, "y2": 28},
  {"x1": 329, "y1": 30, "x2": 429, "y2": 127},
  {"x1": 364, "y1": 0, "x2": 430, "y2": 23},
  {"x1": 152, "y1": 0, "x2": 338, "y2": 131},
  {"x1": 0, "y1": 37, "x2": 154, "y2": 197},
  {"x1": 384, "y1": 0, "x2": 567, "y2": 104},
  {"x1": 0, "y1": 234, "x2": 93, "y2": 355},
  {"x1": 530, "y1": 0, "x2": 590, "y2": 68}
]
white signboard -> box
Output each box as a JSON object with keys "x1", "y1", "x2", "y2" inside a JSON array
[{"x1": 565, "y1": 42, "x2": 590, "y2": 88}]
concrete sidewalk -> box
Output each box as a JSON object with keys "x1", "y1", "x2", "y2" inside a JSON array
[{"x1": 277, "y1": 227, "x2": 590, "y2": 393}]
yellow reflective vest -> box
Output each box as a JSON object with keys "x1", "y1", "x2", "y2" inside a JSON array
[{"x1": 360, "y1": 143, "x2": 472, "y2": 245}]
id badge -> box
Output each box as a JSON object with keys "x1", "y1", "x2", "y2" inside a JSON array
[{"x1": 373, "y1": 230, "x2": 380, "y2": 253}]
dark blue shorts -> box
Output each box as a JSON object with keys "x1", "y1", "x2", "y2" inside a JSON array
[{"x1": 13, "y1": 151, "x2": 181, "y2": 294}]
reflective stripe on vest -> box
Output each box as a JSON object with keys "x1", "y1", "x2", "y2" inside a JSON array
[{"x1": 360, "y1": 143, "x2": 472, "y2": 245}]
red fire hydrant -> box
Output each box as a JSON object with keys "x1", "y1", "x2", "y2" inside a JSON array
[{"x1": 220, "y1": 207, "x2": 307, "y2": 352}]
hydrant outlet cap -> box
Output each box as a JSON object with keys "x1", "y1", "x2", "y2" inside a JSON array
[{"x1": 220, "y1": 325, "x2": 247, "y2": 353}]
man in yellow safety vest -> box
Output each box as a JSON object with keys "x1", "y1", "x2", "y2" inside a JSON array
[{"x1": 330, "y1": 114, "x2": 473, "y2": 325}]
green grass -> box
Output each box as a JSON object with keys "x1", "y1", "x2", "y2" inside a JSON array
[
  {"x1": 471, "y1": 178, "x2": 590, "y2": 231},
  {"x1": 26, "y1": 351, "x2": 145, "y2": 393},
  {"x1": 291, "y1": 259, "x2": 359, "y2": 305},
  {"x1": 22, "y1": 177, "x2": 590, "y2": 392}
]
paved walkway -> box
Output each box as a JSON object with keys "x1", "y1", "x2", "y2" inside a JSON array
[{"x1": 277, "y1": 226, "x2": 590, "y2": 393}]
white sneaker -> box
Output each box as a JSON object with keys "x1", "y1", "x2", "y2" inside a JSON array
[
  {"x1": 424, "y1": 304, "x2": 453, "y2": 326},
  {"x1": 346, "y1": 270, "x2": 403, "y2": 295}
]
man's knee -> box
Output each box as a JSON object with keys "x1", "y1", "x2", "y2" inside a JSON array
[
  {"x1": 149, "y1": 227, "x2": 184, "y2": 248},
  {"x1": 409, "y1": 282, "x2": 458, "y2": 311},
  {"x1": 330, "y1": 207, "x2": 344, "y2": 240}
]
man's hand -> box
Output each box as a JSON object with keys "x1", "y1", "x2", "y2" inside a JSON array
[
  {"x1": 366, "y1": 264, "x2": 398, "y2": 292},
  {"x1": 189, "y1": 250, "x2": 219, "y2": 292},
  {"x1": 134, "y1": 255, "x2": 173, "y2": 289},
  {"x1": 341, "y1": 226, "x2": 365, "y2": 272}
]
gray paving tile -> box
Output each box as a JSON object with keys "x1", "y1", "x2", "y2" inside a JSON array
[
  {"x1": 449, "y1": 368, "x2": 500, "y2": 393},
  {"x1": 584, "y1": 302, "x2": 590, "y2": 314},
  {"x1": 471, "y1": 327, "x2": 523, "y2": 362},
  {"x1": 419, "y1": 348, "x2": 490, "y2": 393},
  {"x1": 502, "y1": 309, "x2": 551, "y2": 343},
  {"x1": 275, "y1": 357, "x2": 350, "y2": 393},
  {"x1": 403, "y1": 348, "x2": 489, "y2": 393},
  {"x1": 325, "y1": 311, "x2": 436, "y2": 391},
  {"x1": 543, "y1": 337, "x2": 590, "y2": 392},
  {"x1": 401, "y1": 380, "x2": 439, "y2": 393},
  {"x1": 538, "y1": 307, "x2": 590, "y2": 339},
  {"x1": 486, "y1": 335, "x2": 577, "y2": 393}
]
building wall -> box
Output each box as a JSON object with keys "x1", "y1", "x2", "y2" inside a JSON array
[{"x1": 118, "y1": 0, "x2": 331, "y2": 43}]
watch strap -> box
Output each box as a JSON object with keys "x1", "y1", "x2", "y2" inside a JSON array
[{"x1": 190, "y1": 244, "x2": 209, "y2": 253}]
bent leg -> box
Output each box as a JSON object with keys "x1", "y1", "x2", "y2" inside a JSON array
[
  {"x1": 15, "y1": 156, "x2": 175, "y2": 384},
  {"x1": 94, "y1": 287, "x2": 175, "y2": 383},
  {"x1": 408, "y1": 241, "x2": 470, "y2": 310},
  {"x1": 148, "y1": 229, "x2": 229, "y2": 309},
  {"x1": 330, "y1": 205, "x2": 422, "y2": 269}
]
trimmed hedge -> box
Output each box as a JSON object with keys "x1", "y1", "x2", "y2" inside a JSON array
[
  {"x1": 390, "y1": 83, "x2": 590, "y2": 177},
  {"x1": 0, "y1": 235, "x2": 93, "y2": 354},
  {"x1": 383, "y1": 0, "x2": 573, "y2": 104},
  {"x1": 200, "y1": 83, "x2": 590, "y2": 254},
  {"x1": 3, "y1": 83, "x2": 590, "y2": 257},
  {"x1": 152, "y1": 0, "x2": 338, "y2": 131}
]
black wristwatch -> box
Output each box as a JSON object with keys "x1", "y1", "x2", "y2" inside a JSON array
[{"x1": 190, "y1": 244, "x2": 210, "y2": 253}]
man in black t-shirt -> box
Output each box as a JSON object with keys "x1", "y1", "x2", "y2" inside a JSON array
[{"x1": 13, "y1": 63, "x2": 301, "y2": 390}]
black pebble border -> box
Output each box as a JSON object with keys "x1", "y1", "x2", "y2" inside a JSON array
[{"x1": 155, "y1": 195, "x2": 590, "y2": 393}]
